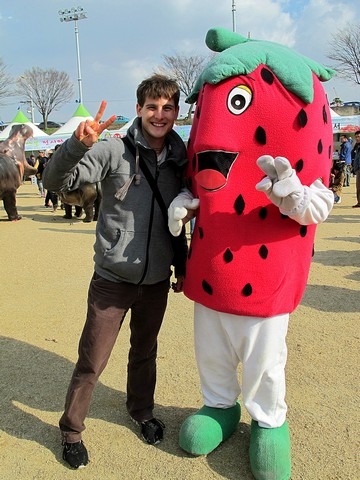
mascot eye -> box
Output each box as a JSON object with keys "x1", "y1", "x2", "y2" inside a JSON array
[{"x1": 227, "y1": 85, "x2": 252, "y2": 115}]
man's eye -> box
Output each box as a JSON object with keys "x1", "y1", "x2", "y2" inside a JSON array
[{"x1": 227, "y1": 85, "x2": 252, "y2": 115}]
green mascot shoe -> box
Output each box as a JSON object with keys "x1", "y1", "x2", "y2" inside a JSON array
[
  {"x1": 179, "y1": 403, "x2": 241, "y2": 455},
  {"x1": 249, "y1": 420, "x2": 291, "y2": 480}
]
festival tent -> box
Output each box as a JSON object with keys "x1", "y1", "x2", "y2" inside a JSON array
[
  {"x1": 52, "y1": 103, "x2": 93, "y2": 135},
  {"x1": 0, "y1": 110, "x2": 49, "y2": 140},
  {"x1": 330, "y1": 108, "x2": 341, "y2": 118}
]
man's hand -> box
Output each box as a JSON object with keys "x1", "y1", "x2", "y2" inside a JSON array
[
  {"x1": 256, "y1": 155, "x2": 305, "y2": 213},
  {"x1": 171, "y1": 276, "x2": 184, "y2": 293},
  {"x1": 75, "y1": 101, "x2": 116, "y2": 147},
  {"x1": 168, "y1": 189, "x2": 200, "y2": 236}
]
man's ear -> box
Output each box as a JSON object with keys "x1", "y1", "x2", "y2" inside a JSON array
[{"x1": 136, "y1": 103, "x2": 142, "y2": 116}]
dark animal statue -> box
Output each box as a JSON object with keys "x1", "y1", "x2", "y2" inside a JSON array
[
  {"x1": 58, "y1": 182, "x2": 101, "y2": 223},
  {"x1": 0, "y1": 124, "x2": 37, "y2": 221}
]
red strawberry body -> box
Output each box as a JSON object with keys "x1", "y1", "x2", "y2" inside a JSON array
[{"x1": 184, "y1": 66, "x2": 333, "y2": 317}]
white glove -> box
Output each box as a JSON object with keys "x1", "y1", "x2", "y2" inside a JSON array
[
  {"x1": 168, "y1": 188, "x2": 200, "y2": 236},
  {"x1": 255, "y1": 155, "x2": 306, "y2": 214}
]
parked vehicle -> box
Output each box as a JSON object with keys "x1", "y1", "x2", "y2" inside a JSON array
[
  {"x1": 343, "y1": 101, "x2": 360, "y2": 108},
  {"x1": 38, "y1": 121, "x2": 62, "y2": 129},
  {"x1": 113, "y1": 115, "x2": 130, "y2": 124}
]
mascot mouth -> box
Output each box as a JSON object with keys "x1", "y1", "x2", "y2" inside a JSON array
[{"x1": 195, "y1": 150, "x2": 238, "y2": 190}]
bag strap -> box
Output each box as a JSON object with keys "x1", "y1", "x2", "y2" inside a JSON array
[
  {"x1": 122, "y1": 136, "x2": 169, "y2": 224},
  {"x1": 122, "y1": 136, "x2": 188, "y2": 277}
]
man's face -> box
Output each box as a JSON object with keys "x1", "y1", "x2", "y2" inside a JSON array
[
  {"x1": 136, "y1": 96, "x2": 179, "y2": 146},
  {"x1": 355, "y1": 133, "x2": 360, "y2": 144}
]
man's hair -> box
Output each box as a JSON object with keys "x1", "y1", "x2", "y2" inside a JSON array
[
  {"x1": 355, "y1": 130, "x2": 360, "y2": 135},
  {"x1": 136, "y1": 74, "x2": 180, "y2": 107}
]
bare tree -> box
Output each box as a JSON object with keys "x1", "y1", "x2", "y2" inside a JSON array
[
  {"x1": 156, "y1": 53, "x2": 209, "y2": 119},
  {"x1": 0, "y1": 58, "x2": 14, "y2": 105},
  {"x1": 16, "y1": 67, "x2": 74, "y2": 128},
  {"x1": 327, "y1": 24, "x2": 360, "y2": 85}
]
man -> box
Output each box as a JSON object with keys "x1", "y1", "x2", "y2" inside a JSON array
[
  {"x1": 34, "y1": 151, "x2": 47, "y2": 197},
  {"x1": 351, "y1": 130, "x2": 360, "y2": 208},
  {"x1": 339, "y1": 134, "x2": 352, "y2": 186},
  {"x1": 43, "y1": 74, "x2": 188, "y2": 469}
]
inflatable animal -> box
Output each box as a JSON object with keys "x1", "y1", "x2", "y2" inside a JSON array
[
  {"x1": 59, "y1": 182, "x2": 101, "y2": 222},
  {"x1": 169, "y1": 28, "x2": 335, "y2": 480},
  {"x1": 0, "y1": 124, "x2": 36, "y2": 220}
]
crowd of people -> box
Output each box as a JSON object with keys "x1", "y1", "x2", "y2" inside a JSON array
[{"x1": 329, "y1": 131, "x2": 360, "y2": 207}]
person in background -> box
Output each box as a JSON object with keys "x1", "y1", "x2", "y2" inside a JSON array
[
  {"x1": 43, "y1": 150, "x2": 59, "y2": 212},
  {"x1": 351, "y1": 130, "x2": 360, "y2": 208},
  {"x1": 43, "y1": 74, "x2": 189, "y2": 469},
  {"x1": 34, "y1": 151, "x2": 47, "y2": 197},
  {"x1": 338, "y1": 135, "x2": 352, "y2": 187},
  {"x1": 329, "y1": 162, "x2": 345, "y2": 204},
  {"x1": 27, "y1": 154, "x2": 35, "y2": 167}
]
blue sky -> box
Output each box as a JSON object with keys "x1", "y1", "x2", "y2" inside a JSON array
[{"x1": 0, "y1": 0, "x2": 359, "y2": 124}]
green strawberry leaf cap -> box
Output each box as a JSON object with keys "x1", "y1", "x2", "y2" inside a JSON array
[{"x1": 187, "y1": 27, "x2": 335, "y2": 104}]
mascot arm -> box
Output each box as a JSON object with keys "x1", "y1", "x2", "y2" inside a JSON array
[
  {"x1": 256, "y1": 155, "x2": 333, "y2": 225},
  {"x1": 168, "y1": 188, "x2": 200, "y2": 236},
  {"x1": 284, "y1": 179, "x2": 334, "y2": 225}
]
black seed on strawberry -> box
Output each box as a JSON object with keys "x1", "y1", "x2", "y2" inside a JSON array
[
  {"x1": 318, "y1": 139, "x2": 323, "y2": 154},
  {"x1": 234, "y1": 195, "x2": 245, "y2": 214},
  {"x1": 323, "y1": 105, "x2": 328, "y2": 123},
  {"x1": 202, "y1": 280, "x2": 213, "y2": 295},
  {"x1": 300, "y1": 225, "x2": 307, "y2": 237},
  {"x1": 242, "y1": 283, "x2": 253, "y2": 296},
  {"x1": 261, "y1": 68, "x2": 274, "y2": 84},
  {"x1": 224, "y1": 248, "x2": 233, "y2": 263},
  {"x1": 259, "y1": 207, "x2": 268, "y2": 219},
  {"x1": 255, "y1": 126, "x2": 267, "y2": 144},
  {"x1": 295, "y1": 159, "x2": 304, "y2": 172},
  {"x1": 259, "y1": 245, "x2": 268, "y2": 259},
  {"x1": 298, "y1": 109, "x2": 308, "y2": 127}
]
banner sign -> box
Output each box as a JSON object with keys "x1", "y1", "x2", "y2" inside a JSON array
[
  {"x1": 332, "y1": 115, "x2": 360, "y2": 133},
  {"x1": 25, "y1": 134, "x2": 69, "y2": 151}
]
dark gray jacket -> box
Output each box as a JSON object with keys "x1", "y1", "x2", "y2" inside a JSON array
[
  {"x1": 43, "y1": 118, "x2": 188, "y2": 284},
  {"x1": 352, "y1": 143, "x2": 360, "y2": 173}
]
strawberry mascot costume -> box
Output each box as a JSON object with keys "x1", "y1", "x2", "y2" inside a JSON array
[{"x1": 168, "y1": 28, "x2": 335, "y2": 479}]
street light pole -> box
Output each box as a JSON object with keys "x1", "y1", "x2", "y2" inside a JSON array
[
  {"x1": 20, "y1": 99, "x2": 35, "y2": 123},
  {"x1": 232, "y1": 0, "x2": 236, "y2": 33},
  {"x1": 58, "y1": 6, "x2": 87, "y2": 104}
]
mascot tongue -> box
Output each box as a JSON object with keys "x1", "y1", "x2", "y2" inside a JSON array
[{"x1": 195, "y1": 169, "x2": 226, "y2": 190}]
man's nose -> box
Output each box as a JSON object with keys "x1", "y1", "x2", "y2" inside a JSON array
[{"x1": 154, "y1": 107, "x2": 164, "y2": 118}]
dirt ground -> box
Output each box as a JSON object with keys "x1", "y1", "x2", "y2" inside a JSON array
[{"x1": 0, "y1": 181, "x2": 358, "y2": 480}]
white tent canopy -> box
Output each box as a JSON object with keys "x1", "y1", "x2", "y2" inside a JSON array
[
  {"x1": 52, "y1": 104, "x2": 93, "y2": 135},
  {"x1": 0, "y1": 110, "x2": 49, "y2": 140}
]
